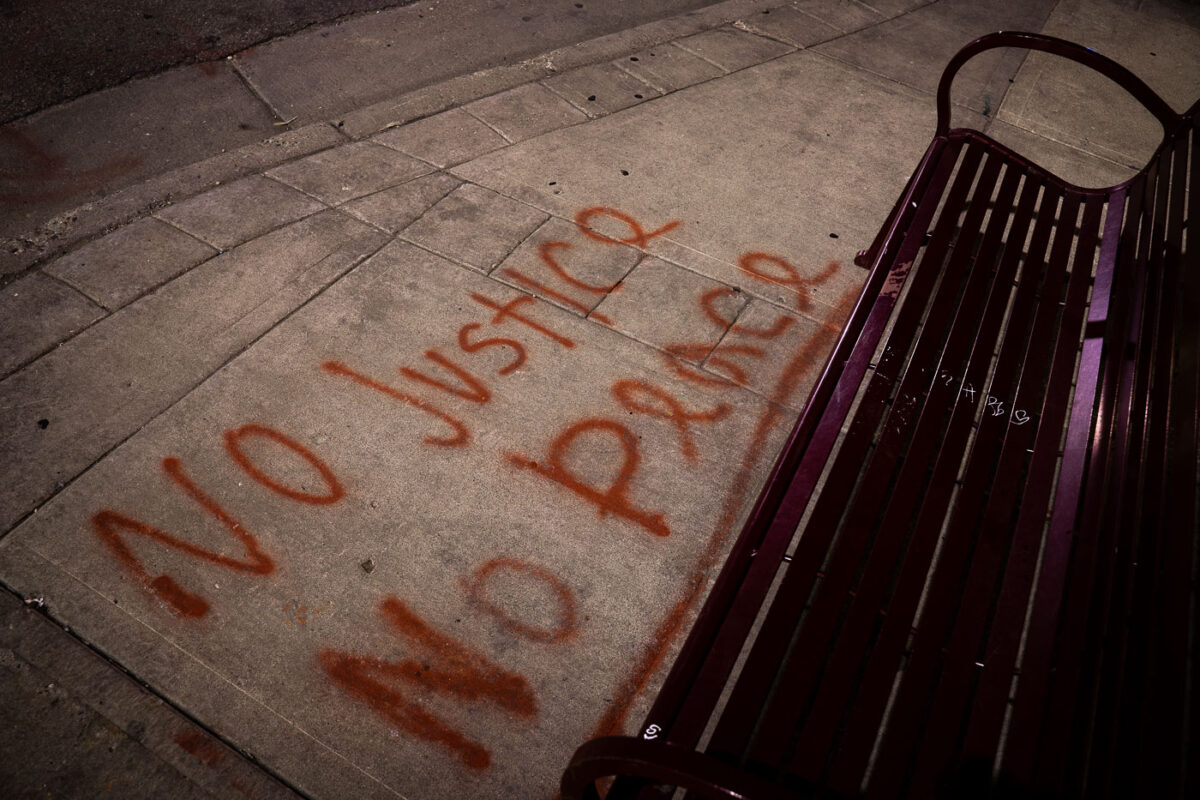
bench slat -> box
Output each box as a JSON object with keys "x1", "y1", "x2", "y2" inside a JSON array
[
  {"x1": 894, "y1": 178, "x2": 1075, "y2": 798},
  {"x1": 797, "y1": 160, "x2": 1049, "y2": 786},
  {"x1": 833, "y1": 181, "x2": 1079, "y2": 795},
  {"x1": 655, "y1": 142, "x2": 974, "y2": 766},
  {"x1": 702, "y1": 142, "x2": 980, "y2": 768},
  {"x1": 738, "y1": 148, "x2": 1012, "y2": 776},
  {"x1": 1119, "y1": 119, "x2": 1197, "y2": 795},
  {"x1": 870, "y1": 191, "x2": 1106, "y2": 796}
]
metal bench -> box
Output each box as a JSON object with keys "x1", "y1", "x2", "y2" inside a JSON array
[{"x1": 562, "y1": 32, "x2": 1198, "y2": 799}]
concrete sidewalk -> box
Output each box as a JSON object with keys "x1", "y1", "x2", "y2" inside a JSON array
[{"x1": 2, "y1": 1, "x2": 1198, "y2": 798}]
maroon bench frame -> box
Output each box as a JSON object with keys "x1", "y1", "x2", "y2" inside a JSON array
[{"x1": 562, "y1": 32, "x2": 1198, "y2": 799}]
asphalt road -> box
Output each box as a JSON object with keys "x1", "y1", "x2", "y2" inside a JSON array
[{"x1": 0, "y1": 0, "x2": 421, "y2": 123}]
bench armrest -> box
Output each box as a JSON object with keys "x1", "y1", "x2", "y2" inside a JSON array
[
  {"x1": 561, "y1": 736, "x2": 806, "y2": 800},
  {"x1": 936, "y1": 31, "x2": 1179, "y2": 138}
]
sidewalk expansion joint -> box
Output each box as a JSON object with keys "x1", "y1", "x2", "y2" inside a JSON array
[{"x1": 230, "y1": 58, "x2": 295, "y2": 129}]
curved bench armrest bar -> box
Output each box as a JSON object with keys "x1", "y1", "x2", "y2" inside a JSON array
[
  {"x1": 561, "y1": 737, "x2": 809, "y2": 800},
  {"x1": 936, "y1": 31, "x2": 1179, "y2": 138}
]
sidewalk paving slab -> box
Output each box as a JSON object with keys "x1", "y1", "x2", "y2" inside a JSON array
[
  {"x1": 543, "y1": 62, "x2": 664, "y2": 118},
  {"x1": 452, "y1": 49, "x2": 942, "y2": 322},
  {"x1": 266, "y1": 141, "x2": 433, "y2": 206},
  {"x1": 492, "y1": 216, "x2": 645, "y2": 320},
  {"x1": 342, "y1": 172, "x2": 464, "y2": 234},
  {"x1": 996, "y1": 0, "x2": 1200, "y2": 168},
  {"x1": 44, "y1": 217, "x2": 218, "y2": 312},
  {"x1": 398, "y1": 184, "x2": 549, "y2": 272},
  {"x1": 591, "y1": 256, "x2": 748, "y2": 356},
  {"x1": 734, "y1": 5, "x2": 842, "y2": 47},
  {"x1": 813, "y1": 0, "x2": 1057, "y2": 120},
  {"x1": 154, "y1": 175, "x2": 329, "y2": 252},
  {"x1": 671, "y1": 26, "x2": 795, "y2": 71},
  {"x1": 789, "y1": 0, "x2": 888, "y2": 34},
  {"x1": 617, "y1": 43, "x2": 727, "y2": 93},
  {"x1": 0, "y1": 274, "x2": 104, "y2": 377},
  {"x1": 373, "y1": 108, "x2": 511, "y2": 168},
  {"x1": 463, "y1": 83, "x2": 590, "y2": 144}
]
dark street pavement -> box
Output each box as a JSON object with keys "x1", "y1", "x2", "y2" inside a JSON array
[{"x1": 2, "y1": 0, "x2": 421, "y2": 123}]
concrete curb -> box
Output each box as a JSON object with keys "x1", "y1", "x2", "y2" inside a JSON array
[{"x1": 0, "y1": 0, "x2": 928, "y2": 279}]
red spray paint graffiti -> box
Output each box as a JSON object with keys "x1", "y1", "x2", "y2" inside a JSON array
[
  {"x1": 574, "y1": 207, "x2": 680, "y2": 249},
  {"x1": 399, "y1": 349, "x2": 492, "y2": 403},
  {"x1": 319, "y1": 596, "x2": 536, "y2": 770},
  {"x1": 464, "y1": 557, "x2": 579, "y2": 644},
  {"x1": 322, "y1": 360, "x2": 471, "y2": 447},
  {"x1": 538, "y1": 240, "x2": 622, "y2": 294},
  {"x1": 456, "y1": 323, "x2": 527, "y2": 376},
  {"x1": 92, "y1": 457, "x2": 275, "y2": 618},
  {"x1": 224, "y1": 423, "x2": 345, "y2": 505},
  {"x1": 507, "y1": 418, "x2": 670, "y2": 538},
  {"x1": 469, "y1": 293, "x2": 576, "y2": 349},
  {"x1": 93, "y1": 424, "x2": 345, "y2": 617},
  {"x1": 84, "y1": 202, "x2": 857, "y2": 785},
  {"x1": 738, "y1": 252, "x2": 840, "y2": 313}
]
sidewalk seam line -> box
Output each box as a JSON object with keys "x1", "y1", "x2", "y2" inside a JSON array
[
  {"x1": 731, "y1": 19, "x2": 803, "y2": 50},
  {"x1": 670, "y1": 37, "x2": 733, "y2": 73},
  {"x1": 612, "y1": 60, "x2": 669, "y2": 95},
  {"x1": 460, "y1": 107, "x2": 517, "y2": 145},
  {"x1": 537, "y1": 79, "x2": 599, "y2": 118},
  {"x1": 230, "y1": 58, "x2": 290, "y2": 125},
  {"x1": 484, "y1": 210, "x2": 552, "y2": 277},
  {"x1": 151, "y1": 214, "x2": 227, "y2": 253},
  {"x1": 37, "y1": 270, "x2": 110, "y2": 314}
]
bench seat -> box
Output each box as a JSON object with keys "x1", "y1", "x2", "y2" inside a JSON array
[{"x1": 562, "y1": 32, "x2": 1198, "y2": 799}]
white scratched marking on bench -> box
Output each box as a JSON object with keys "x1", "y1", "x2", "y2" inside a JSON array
[
  {"x1": 937, "y1": 371, "x2": 1032, "y2": 425},
  {"x1": 643, "y1": 724, "x2": 662, "y2": 740}
]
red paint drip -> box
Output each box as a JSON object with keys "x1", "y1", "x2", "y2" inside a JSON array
[
  {"x1": 0, "y1": 128, "x2": 140, "y2": 205},
  {"x1": 174, "y1": 730, "x2": 225, "y2": 767}
]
